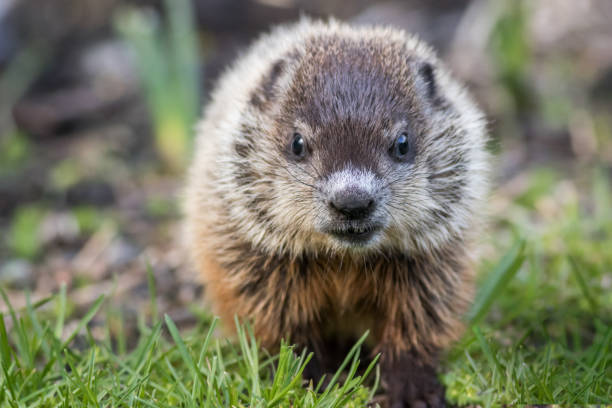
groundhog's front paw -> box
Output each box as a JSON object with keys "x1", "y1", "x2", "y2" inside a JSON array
[
  {"x1": 387, "y1": 379, "x2": 446, "y2": 408},
  {"x1": 383, "y1": 351, "x2": 447, "y2": 408}
]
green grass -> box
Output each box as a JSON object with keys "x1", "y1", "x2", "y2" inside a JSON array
[
  {"x1": 0, "y1": 288, "x2": 377, "y2": 407},
  {"x1": 443, "y1": 169, "x2": 612, "y2": 405}
]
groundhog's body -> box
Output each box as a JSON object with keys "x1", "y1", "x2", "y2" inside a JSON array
[{"x1": 184, "y1": 19, "x2": 488, "y2": 407}]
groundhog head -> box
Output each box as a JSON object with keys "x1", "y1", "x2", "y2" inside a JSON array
[{"x1": 229, "y1": 27, "x2": 488, "y2": 255}]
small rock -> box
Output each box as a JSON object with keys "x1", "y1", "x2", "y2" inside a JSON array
[
  {"x1": 107, "y1": 237, "x2": 140, "y2": 269},
  {"x1": 40, "y1": 211, "x2": 80, "y2": 245},
  {"x1": 81, "y1": 40, "x2": 138, "y2": 92},
  {"x1": 0, "y1": 259, "x2": 35, "y2": 290},
  {"x1": 66, "y1": 179, "x2": 115, "y2": 206}
]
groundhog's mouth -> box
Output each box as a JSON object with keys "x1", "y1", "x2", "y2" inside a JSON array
[{"x1": 328, "y1": 224, "x2": 381, "y2": 245}]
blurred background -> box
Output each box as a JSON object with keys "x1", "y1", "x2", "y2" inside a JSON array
[{"x1": 1, "y1": 0, "x2": 611, "y2": 341}]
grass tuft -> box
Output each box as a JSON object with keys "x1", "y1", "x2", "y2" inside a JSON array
[{"x1": 0, "y1": 284, "x2": 377, "y2": 407}]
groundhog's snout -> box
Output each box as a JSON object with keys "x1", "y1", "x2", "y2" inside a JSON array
[
  {"x1": 329, "y1": 188, "x2": 375, "y2": 220},
  {"x1": 323, "y1": 167, "x2": 379, "y2": 218},
  {"x1": 320, "y1": 167, "x2": 385, "y2": 245}
]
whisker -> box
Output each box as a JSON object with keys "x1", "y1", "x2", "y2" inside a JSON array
[
  {"x1": 293, "y1": 163, "x2": 317, "y2": 180},
  {"x1": 306, "y1": 161, "x2": 324, "y2": 180},
  {"x1": 279, "y1": 165, "x2": 319, "y2": 191}
]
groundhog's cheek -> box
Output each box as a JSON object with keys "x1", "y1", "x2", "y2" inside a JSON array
[{"x1": 270, "y1": 189, "x2": 317, "y2": 227}]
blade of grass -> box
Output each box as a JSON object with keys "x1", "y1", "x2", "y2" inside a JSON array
[
  {"x1": 54, "y1": 283, "x2": 67, "y2": 339},
  {"x1": 0, "y1": 285, "x2": 28, "y2": 367},
  {"x1": 0, "y1": 315, "x2": 17, "y2": 401},
  {"x1": 24, "y1": 292, "x2": 51, "y2": 359},
  {"x1": 164, "y1": 314, "x2": 206, "y2": 386},
  {"x1": 367, "y1": 362, "x2": 381, "y2": 403},
  {"x1": 61, "y1": 296, "x2": 104, "y2": 349},
  {"x1": 468, "y1": 239, "x2": 526, "y2": 325},
  {"x1": 145, "y1": 261, "x2": 158, "y2": 324},
  {"x1": 234, "y1": 318, "x2": 262, "y2": 403},
  {"x1": 472, "y1": 326, "x2": 503, "y2": 374},
  {"x1": 568, "y1": 256, "x2": 599, "y2": 314},
  {"x1": 165, "y1": 0, "x2": 199, "y2": 125}
]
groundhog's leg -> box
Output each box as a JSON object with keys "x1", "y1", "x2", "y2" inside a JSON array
[
  {"x1": 291, "y1": 323, "x2": 339, "y2": 385},
  {"x1": 376, "y1": 248, "x2": 472, "y2": 407},
  {"x1": 299, "y1": 335, "x2": 359, "y2": 386},
  {"x1": 300, "y1": 339, "x2": 326, "y2": 384},
  {"x1": 382, "y1": 350, "x2": 445, "y2": 408}
]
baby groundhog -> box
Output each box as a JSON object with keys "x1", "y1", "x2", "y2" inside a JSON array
[{"x1": 184, "y1": 19, "x2": 488, "y2": 408}]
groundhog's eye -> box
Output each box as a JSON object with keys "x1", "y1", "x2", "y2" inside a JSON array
[
  {"x1": 390, "y1": 132, "x2": 413, "y2": 162},
  {"x1": 291, "y1": 132, "x2": 306, "y2": 158}
]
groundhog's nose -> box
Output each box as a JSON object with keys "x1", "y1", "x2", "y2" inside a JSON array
[{"x1": 329, "y1": 190, "x2": 375, "y2": 220}]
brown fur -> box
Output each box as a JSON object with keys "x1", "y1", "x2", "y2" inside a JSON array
[{"x1": 193, "y1": 227, "x2": 473, "y2": 360}]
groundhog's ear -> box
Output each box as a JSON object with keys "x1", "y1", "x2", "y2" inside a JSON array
[
  {"x1": 250, "y1": 59, "x2": 286, "y2": 110},
  {"x1": 413, "y1": 61, "x2": 445, "y2": 108},
  {"x1": 418, "y1": 62, "x2": 436, "y2": 100}
]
